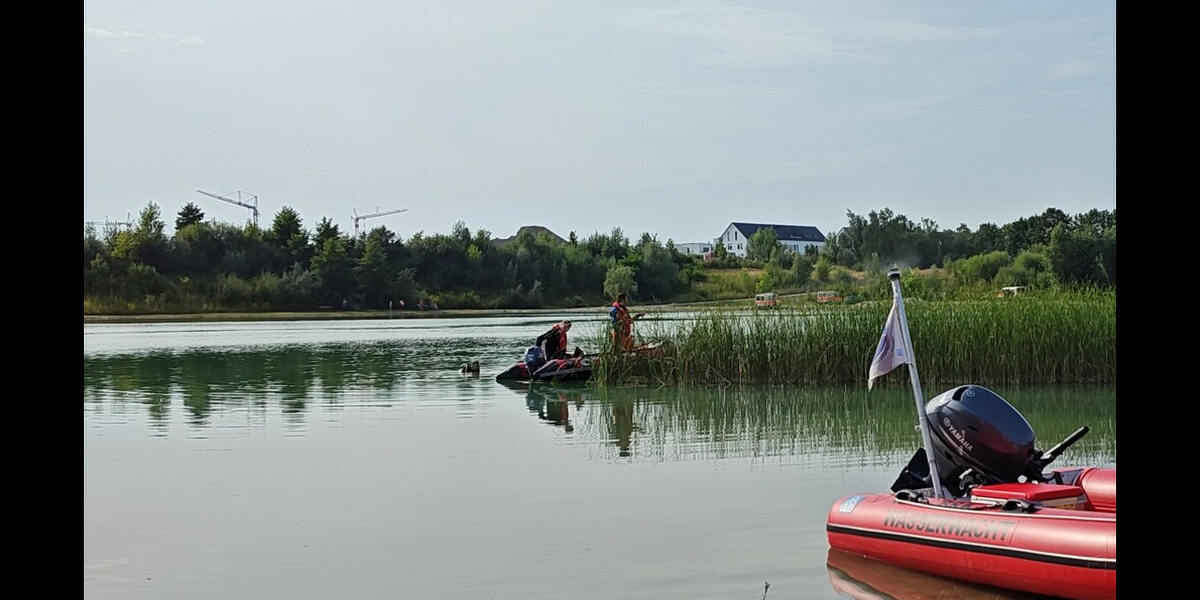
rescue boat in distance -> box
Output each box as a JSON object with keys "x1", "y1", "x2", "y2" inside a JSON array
[{"x1": 826, "y1": 385, "x2": 1115, "y2": 600}]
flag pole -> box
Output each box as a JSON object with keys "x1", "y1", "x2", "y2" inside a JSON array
[{"x1": 888, "y1": 268, "x2": 947, "y2": 499}]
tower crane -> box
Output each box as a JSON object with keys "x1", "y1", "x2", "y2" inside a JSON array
[
  {"x1": 84, "y1": 214, "x2": 133, "y2": 235},
  {"x1": 195, "y1": 189, "x2": 259, "y2": 227},
  {"x1": 353, "y1": 207, "x2": 408, "y2": 236}
]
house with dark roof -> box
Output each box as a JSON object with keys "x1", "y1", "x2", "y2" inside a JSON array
[{"x1": 717, "y1": 222, "x2": 826, "y2": 257}]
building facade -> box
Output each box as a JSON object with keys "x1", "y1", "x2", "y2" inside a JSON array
[
  {"x1": 677, "y1": 242, "x2": 713, "y2": 256},
  {"x1": 717, "y1": 222, "x2": 826, "y2": 257}
]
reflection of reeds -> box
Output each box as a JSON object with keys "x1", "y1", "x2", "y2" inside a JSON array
[
  {"x1": 590, "y1": 292, "x2": 1115, "y2": 386},
  {"x1": 578, "y1": 385, "x2": 1116, "y2": 465},
  {"x1": 83, "y1": 342, "x2": 1116, "y2": 467}
]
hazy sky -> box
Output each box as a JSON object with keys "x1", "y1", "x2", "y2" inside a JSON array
[{"x1": 84, "y1": 1, "x2": 1114, "y2": 243}]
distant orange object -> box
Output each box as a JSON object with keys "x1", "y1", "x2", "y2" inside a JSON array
[
  {"x1": 755, "y1": 292, "x2": 779, "y2": 308},
  {"x1": 816, "y1": 291, "x2": 842, "y2": 303}
]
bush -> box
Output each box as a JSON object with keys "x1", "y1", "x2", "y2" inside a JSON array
[
  {"x1": 814, "y1": 256, "x2": 832, "y2": 282},
  {"x1": 947, "y1": 251, "x2": 1012, "y2": 284},
  {"x1": 437, "y1": 289, "x2": 483, "y2": 309}
]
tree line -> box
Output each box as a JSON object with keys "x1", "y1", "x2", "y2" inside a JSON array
[
  {"x1": 83, "y1": 202, "x2": 706, "y2": 313},
  {"x1": 717, "y1": 207, "x2": 1115, "y2": 301},
  {"x1": 83, "y1": 202, "x2": 1114, "y2": 313}
]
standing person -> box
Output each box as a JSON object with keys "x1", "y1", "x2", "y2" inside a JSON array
[
  {"x1": 609, "y1": 293, "x2": 644, "y2": 351},
  {"x1": 536, "y1": 320, "x2": 572, "y2": 359}
]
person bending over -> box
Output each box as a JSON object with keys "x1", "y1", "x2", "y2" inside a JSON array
[{"x1": 536, "y1": 320, "x2": 572, "y2": 359}]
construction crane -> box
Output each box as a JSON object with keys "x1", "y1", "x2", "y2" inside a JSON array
[
  {"x1": 353, "y1": 207, "x2": 408, "y2": 236},
  {"x1": 84, "y1": 214, "x2": 133, "y2": 235},
  {"x1": 195, "y1": 189, "x2": 259, "y2": 227}
]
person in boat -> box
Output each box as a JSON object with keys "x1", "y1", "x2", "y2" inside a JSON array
[
  {"x1": 609, "y1": 293, "x2": 645, "y2": 351},
  {"x1": 536, "y1": 320, "x2": 572, "y2": 360}
]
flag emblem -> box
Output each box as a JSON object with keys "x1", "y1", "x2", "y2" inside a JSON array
[{"x1": 868, "y1": 297, "x2": 913, "y2": 390}]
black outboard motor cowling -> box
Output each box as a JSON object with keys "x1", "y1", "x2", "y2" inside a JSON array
[{"x1": 924, "y1": 385, "x2": 1036, "y2": 494}]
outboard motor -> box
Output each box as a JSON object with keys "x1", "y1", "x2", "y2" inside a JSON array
[
  {"x1": 926, "y1": 384, "x2": 1036, "y2": 493},
  {"x1": 523, "y1": 346, "x2": 546, "y2": 374},
  {"x1": 891, "y1": 384, "x2": 1089, "y2": 497}
]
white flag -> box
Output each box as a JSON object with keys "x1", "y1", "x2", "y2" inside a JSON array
[{"x1": 867, "y1": 296, "x2": 912, "y2": 390}]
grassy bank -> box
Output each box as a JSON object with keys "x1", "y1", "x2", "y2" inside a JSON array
[{"x1": 592, "y1": 290, "x2": 1115, "y2": 386}]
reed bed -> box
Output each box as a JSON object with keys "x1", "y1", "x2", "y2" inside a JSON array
[{"x1": 591, "y1": 291, "x2": 1115, "y2": 386}]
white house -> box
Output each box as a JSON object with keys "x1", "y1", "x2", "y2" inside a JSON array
[
  {"x1": 677, "y1": 242, "x2": 713, "y2": 257},
  {"x1": 717, "y1": 222, "x2": 826, "y2": 257}
]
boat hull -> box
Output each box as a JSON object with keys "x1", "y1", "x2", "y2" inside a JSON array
[
  {"x1": 826, "y1": 493, "x2": 1115, "y2": 600},
  {"x1": 494, "y1": 359, "x2": 592, "y2": 382}
]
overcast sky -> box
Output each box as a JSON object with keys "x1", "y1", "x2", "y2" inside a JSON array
[{"x1": 84, "y1": 1, "x2": 1114, "y2": 243}]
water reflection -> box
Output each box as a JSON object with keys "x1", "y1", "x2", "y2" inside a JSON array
[
  {"x1": 83, "y1": 340, "x2": 487, "y2": 415},
  {"x1": 84, "y1": 345, "x2": 1116, "y2": 466},
  {"x1": 509, "y1": 383, "x2": 584, "y2": 434},
  {"x1": 826, "y1": 549, "x2": 1057, "y2": 599},
  {"x1": 578, "y1": 385, "x2": 1114, "y2": 466}
]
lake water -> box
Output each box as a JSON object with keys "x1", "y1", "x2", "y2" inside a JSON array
[{"x1": 84, "y1": 316, "x2": 1115, "y2": 599}]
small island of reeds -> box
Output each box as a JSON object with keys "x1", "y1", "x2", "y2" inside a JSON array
[{"x1": 591, "y1": 289, "x2": 1114, "y2": 387}]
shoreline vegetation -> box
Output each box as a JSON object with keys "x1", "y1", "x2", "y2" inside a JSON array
[
  {"x1": 86, "y1": 290, "x2": 1116, "y2": 388},
  {"x1": 86, "y1": 203, "x2": 1115, "y2": 386},
  {"x1": 81, "y1": 293, "x2": 812, "y2": 323},
  {"x1": 86, "y1": 204, "x2": 1114, "y2": 317},
  {"x1": 592, "y1": 290, "x2": 1114, "y2": 387}
]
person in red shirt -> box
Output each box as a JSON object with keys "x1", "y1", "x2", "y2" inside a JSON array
[
  {"x1": 609, "y1": 293, "x2": 644, "y2": 351},
  {"x1": 536, "y1": 320, "x2": 572, "y2": 359}
]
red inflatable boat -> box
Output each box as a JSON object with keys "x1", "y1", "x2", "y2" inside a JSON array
[
  {"x1": 828, "y1": 467, "x2": 1115, "y2": 600},
  {"x1": 827, "y1": 385, "x2": 1116, "y2": 600}
]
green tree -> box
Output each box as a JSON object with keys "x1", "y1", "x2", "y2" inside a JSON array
[
  {"x1": 791, "y1": 255, "x2": 814, "y2": 286},
  {"x1": 84, "y1": 224, "x2": 102, "y2": 270},
  {"x1": 313, "y1": 218, "x2": 340, "y2": 250},
  {"x1": 634, "y1": 242, "x2": 680, "y2": 301},
  {"x1": 604, "y1": 264, "x2": 637, "y2": 299},
  {"x1": 175, "y1": 202, "x2": 205, "y2": 230},
  {"x1": 994, "y1": 249, "x2": 1052, "y2": 288},
  {"x1": 269, "y1": 207, "x2": 305, "y2": 246},
  {"x1": 712, "y1": 237, "x2": 729, "y2": 260},
  {"x1": 171, "y1": 222, "x2": 223, "y2": 276},
  {"x1": 946, "y1": 250, "x2": 1012, "y2": 284},
  {"x1": 1099, "y1": 226, "x2": 1116, "y2": 284},
  {"x1": 132, "y1": 202, "x2": 169, "y2": 270},
  {"x1": 755, "y1": 269, "x2": 777, "y2": 293},
  {"x1": 354, "y1": 235, "x2": 390, "y2": 307},
  {"x1": 311, "y1": 237, "x2": 353, "y2": 304},
  {"x1": 1048, "y1": 224, "x2": 1107, "y2": 285},
  {"x1": 268, "y1": 206, "x2": 310, "y2": 269},
  {"x1": 746, "y1": 227, "x2": 781, "y2": 262},
  {"x1": 814, "y1": 256, "x2": 832, "y2": 282}
]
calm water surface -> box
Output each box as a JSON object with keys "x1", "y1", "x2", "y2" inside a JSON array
[{"x1": 84, "y1": 316, "x2": 1115, "y2": 599}]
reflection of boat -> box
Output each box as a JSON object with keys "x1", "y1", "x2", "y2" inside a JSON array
[
  {"x1": 827, "y1": 385, "x2": 1115, "y2": 600},
  {"x1": 827, "y1": 548, "x2": 1053, "y2": 599},
  {"x1": 497, "y1": 379, "x2": 582, "y2": 432}
]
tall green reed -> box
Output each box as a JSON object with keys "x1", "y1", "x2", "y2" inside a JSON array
[{"x1": 589, "y1": 291, "x2": 1115, "y2": 386}]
